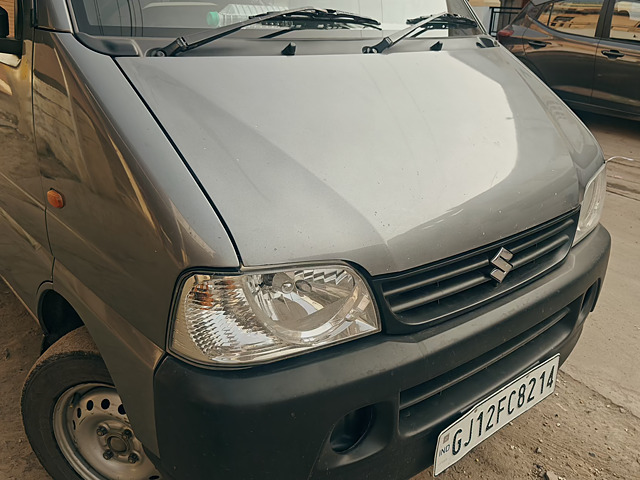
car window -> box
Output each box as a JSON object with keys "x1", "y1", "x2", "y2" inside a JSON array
[
  {"x1": 0, "y1": 0, "x2": 15, "y2": 38},
  {"x1": 536, "y1": 2, "x2": 555, "y2": 25},
  {"x1": 510, "y1": 2, "x2": 544, "y2": 28},
  {"x1": 610, "y1": 0, "x2": 640, "y2": 42},
  {"x1": 541, "y1": 0, "x2": 604, "y2": 37}
]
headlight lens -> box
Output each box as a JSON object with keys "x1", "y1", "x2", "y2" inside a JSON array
[
  {"x1": 170, "y1": 266, "x2": 380, "y2": 366},
  {"x1": 573, "y1": 164, "x2": 606, "y2": 246}
]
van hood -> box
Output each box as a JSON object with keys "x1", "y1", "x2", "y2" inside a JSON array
[{"x1": 118, "y1": 44, "x2": 601, "y2": 276}]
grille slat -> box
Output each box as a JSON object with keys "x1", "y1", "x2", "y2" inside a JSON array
[
  {"x1": 509, "y1": 219, "x2": 574, "y2": 254},
  {"x1": 376, "y1": 210, "x2": 579, "y2": 328},
  {"x1": 385, "y1": 257, "x2": 490, "y2": 297},
  {"x1": 390, "y1": 273, "x2": 491, "y2": 314},
  {"x1": 399, "y1": 306, "x2": 570, "y2": 411},
  {"x1": 510, "y1": 235, "x2": 570, "y2": 270}
]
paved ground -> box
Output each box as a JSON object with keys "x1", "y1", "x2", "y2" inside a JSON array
[{"x1": 1, "y1": 111, "x2": 639, "y2": 480}]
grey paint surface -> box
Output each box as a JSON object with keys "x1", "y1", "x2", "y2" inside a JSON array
[
  {"x1": 33, "y1": 31, "x2": 239, "y2": 346},
  {"x1": 119, "y1": 44, "x2": 602, "y2": 276},
  {"x1": 0, "y1": 20, "x2": 52, "y2": 314},
  {"x1": 35, "y1": 0, "x2": 73, "y2": 32}
]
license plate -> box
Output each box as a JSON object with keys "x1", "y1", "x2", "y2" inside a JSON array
[{"x1": 433, "y1": 355, "x2": 560, "y2": 476}]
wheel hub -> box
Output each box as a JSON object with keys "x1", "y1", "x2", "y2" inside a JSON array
[
  {"x1": 53, "y1": 384, "x2": 162, "y2": 480},
  {"x1": 107, "y1": 436, "x2": 128, "y2": 454}
]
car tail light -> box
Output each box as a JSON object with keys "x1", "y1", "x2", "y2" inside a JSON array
[{"x1": 497, "y1": 28, "x2": 514, "y2": 41}]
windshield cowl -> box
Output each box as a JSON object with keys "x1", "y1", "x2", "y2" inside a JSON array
[{"x1": 74, "y1": 31, "x2": 494, "y2": 58}]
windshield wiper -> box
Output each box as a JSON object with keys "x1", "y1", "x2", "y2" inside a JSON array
[
  {"x1": 150, "y1": 7, "x2": 380, "y2": 57},
  {"x1": 259, "y1": 10, "x2": 381, "y2": 39},
  {"x1": 253, "y1": 8, "x2": 380, "y2": 27},
  {"x1": 362, "y1": 12, "x2": 478, "y2": 54}
]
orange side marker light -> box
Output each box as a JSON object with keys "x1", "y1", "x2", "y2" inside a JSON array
[{"x1": 47, "y1": 189, "x2": 65, "y2": 209}]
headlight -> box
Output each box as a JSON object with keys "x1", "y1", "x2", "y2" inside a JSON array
[
  {"x1": 573, "y1": 164, "x2": 606, "y2": 246},
  {"x1": 170, "y1": 265, "x2": 380, "y2": 366}
]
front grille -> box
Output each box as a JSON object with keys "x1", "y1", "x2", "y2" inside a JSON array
[
  {"x1": 397, "y1": 300, "x2": 578, "y2": 437},
  {"x1": 375, "y1": 210, "x2": 579, "y2": 328}
]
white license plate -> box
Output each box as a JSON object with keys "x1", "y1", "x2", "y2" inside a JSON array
[{"x1": 433, "y1": 354, "x2": 560, "y2": 476}]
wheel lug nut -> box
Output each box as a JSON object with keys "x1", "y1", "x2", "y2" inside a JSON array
[
  {"x1": 103, "y1": 450, "x2": 114, "y2": 460},
  {"x1": 96, "y1": 426, "x2": 108, "y2": 437},
  {"x1": 128, "y1": 453, "x2": 139, "y2": 464},
  {"x1": 122, "y1": 429, "x2": 132, "y2": 439}
]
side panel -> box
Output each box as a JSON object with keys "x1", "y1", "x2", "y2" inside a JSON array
[
  {"x1": 0, "y1": 0, "x2": 52, "y2": 314},
  {"x1": 32, "y1": 30, "x2": 239, "y2": 453},
  {"x1": 47, "y1": 265, "x2": 165, "y2": 455},
  {"x1": 519, "y1": 0, "x2": 608, "y2": 104},
  {"x1": 592, "y1": 39, "x2": 640, "y2": 115},
  {"x1": 592, "y1": 0, "x2": 640, "y2": 117},
  {"x1": 32, "y1": 30, "x2": 239, "y2": 347},
  {"x1": 521, "y1": 23, "x2": 599, "y2": 104}
]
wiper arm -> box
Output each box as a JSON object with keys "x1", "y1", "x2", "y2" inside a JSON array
[
  {"x1": 150, "y1": 7, "x2": 380, "y2": 57},
  {"x1": 362, "y1": 12, "x2": 478, "y2": 54}
]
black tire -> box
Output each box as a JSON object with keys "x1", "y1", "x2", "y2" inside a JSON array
[
  {"x1": 22, "y1": 327, "x2": 110, "y2": 480},
  {"x1": 21, "y1": 327, "x2": 161, "y2": 480}
]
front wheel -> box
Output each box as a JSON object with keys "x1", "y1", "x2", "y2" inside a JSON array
[{"x1": 21, "y1": 327, "x2": 162, "y2": 480}]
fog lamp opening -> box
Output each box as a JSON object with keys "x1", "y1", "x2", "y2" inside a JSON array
[
  {"x1": 330, "y1": 405, "x2": 375, "y2": 453},
  {"x1": 578, "y1": 281, "x2": 600, "y2": 323}
]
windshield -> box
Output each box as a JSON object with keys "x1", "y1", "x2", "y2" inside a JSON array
[{"x1": 68, "y1": 0, "x2": 483, "y2": 38}]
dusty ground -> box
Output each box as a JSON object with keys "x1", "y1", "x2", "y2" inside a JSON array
[
  {"x1": 0, "y1": 286, "x2": 49, "y2": 480},
  {"x1": 1, "y1": 112, "x2": 639, "y2": 480},
  {"x1": 415, "y1": 372, "x2": 640, "y2": 480}
]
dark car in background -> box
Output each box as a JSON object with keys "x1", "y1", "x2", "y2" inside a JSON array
[{"x1": 498, "y1": 0, "x2": 640, "y2": 120}]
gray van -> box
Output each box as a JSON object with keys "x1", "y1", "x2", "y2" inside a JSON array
[{"x1": 0, "y1": 0, "x2": 610, "y2": 479}]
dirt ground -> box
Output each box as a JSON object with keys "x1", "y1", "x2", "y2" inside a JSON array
[
  {"x1": 0, "y1": 285, "x2": 50, "y2": 480},
  {"x1": 415, "y1": 372, "x2": 640, "y2": 480},
  {"x1": 1, "y1": 112, "x2": 640, "y2": 480}
]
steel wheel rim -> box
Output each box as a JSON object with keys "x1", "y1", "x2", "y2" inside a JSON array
[{"x1": 52, "y1": 383, "x2": 162, "y2": 480}]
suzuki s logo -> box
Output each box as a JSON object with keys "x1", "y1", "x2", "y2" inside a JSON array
[{"x1": 490, "y1": 247, "x2": 514, "y2": 283}]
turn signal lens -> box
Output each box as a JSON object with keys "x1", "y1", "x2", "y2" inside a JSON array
[
  {"x1": 497, "y1": 28, "x2": 513, "y2": 40},
  {"x1": 47, "y1": 189, "x2": 65, "y2": 209}
]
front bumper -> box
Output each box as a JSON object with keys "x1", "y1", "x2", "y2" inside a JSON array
[{"x1": 153, "y1": 225, "x2": 610, "y2": 480}]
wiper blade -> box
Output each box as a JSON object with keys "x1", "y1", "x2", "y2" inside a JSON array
[
  {"x1": 151, "y1": 7, "x2": 380, "y2": 57},
  {"x1": 362, "y1": 12, "x2": 478, "y2": 54},
  {"x1": 259, "y1": 10, "x2": 381, "y2": 39},
  {"x1": 406, "y1": 14, "x2": 477, "y2": 27},
  {"x1": 253, "y1": 8, "x2": 380, "y2": 27}
]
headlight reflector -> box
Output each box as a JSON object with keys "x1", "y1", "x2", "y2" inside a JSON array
[
  {"x1": 573, "y1": 164, "x2": 606, "y2": 246},
  {"x1": 170, "y1": 266, "x2": 380, "y2": 366}
]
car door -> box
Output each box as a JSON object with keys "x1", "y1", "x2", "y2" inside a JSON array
[
  {"x1": 0, "y1": 0, "x2": 52, "y2": 313},
  {"x1": 521, "y1": 0, "x2": 607, "y2": 106},
  {"x1": 592, "y1": 0, "x2": 640, "y2": 116}
]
